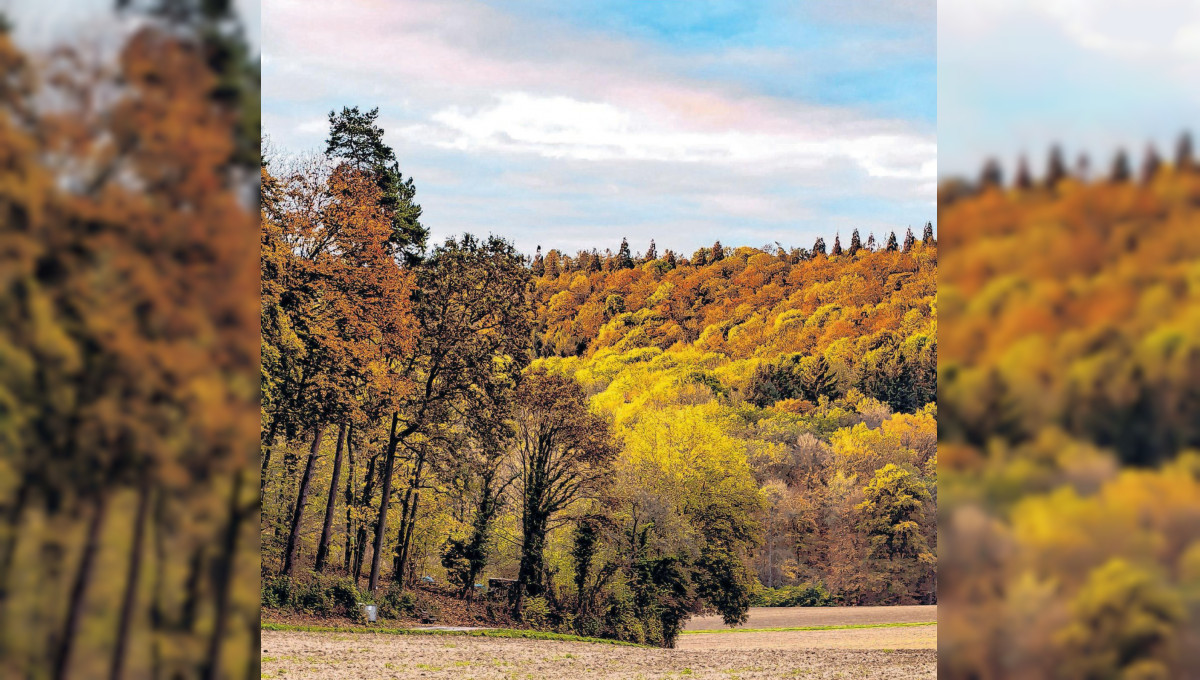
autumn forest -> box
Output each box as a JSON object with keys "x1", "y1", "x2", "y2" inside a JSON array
[{"x1": 259, "y1": 107, "x2": 937, "y2": 648}]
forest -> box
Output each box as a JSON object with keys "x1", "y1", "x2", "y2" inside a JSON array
[
  {"x1": 0, "y1": 4, "x2": 261, "y2": 679},
  {"x1": 938, "y1": 137, "x2": 1200, "y2": 679},
  {"x1": 259, "y1": 107, "x2": 938, "y2": 648}
]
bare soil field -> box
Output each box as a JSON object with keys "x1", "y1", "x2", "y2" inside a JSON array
[{"x1": 260, "y1": 606, "x2": 937, "y2": 679}]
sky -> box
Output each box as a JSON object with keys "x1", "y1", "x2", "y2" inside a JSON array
[
  {"x1": 262, "y1": 0, "x2": 935, "y2": 256},
  {"x1": 4, "y1": 0, "x2": 260, "y2": 49},
  {"x1": 939, "y1": 0, "x2": 1200, "y2": 182}
]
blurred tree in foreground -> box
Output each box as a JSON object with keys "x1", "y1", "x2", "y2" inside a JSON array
[
  {"x1": 0, "y1": 3, "x2": 259, "y2": 678},
  {"x1": 939, "y1": 142, "x2": 1200, "y2": 679}
]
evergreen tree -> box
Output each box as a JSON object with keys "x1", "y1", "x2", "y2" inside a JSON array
[
  {"x1": 1015, "y1": 155, "x2": 1033, "y2": 190},
  {"x1": 903, "y1": 228, "x2": 916, "y2": 253},
  {"x1": 979, "y1": 158, "x2": 1003, "y2": 189},
  {"x1": 532, "y1": 245, "x2": 545, "y2": 276},
  {"x1": 886, "y1": 231, "x2": 899, "y2": 252},
  {"x1": 711, "y1": 240, "x2": 725, "y2": 262},
  {"x1": 664, "y1": 249, "x2": 677, "y2": 268},
  {"x1": 1046, "y1": 145, "x2": 1068, "y2": 188},
  {"x1": 617, "y1": 238, "x2": 634, "y2": 269},
  {"x1": 848, "y1": 230, "x2": 862, "y2": 255},
  {"x1": 325, "y1": 106, "x2": 427, "y2": 261},
  {"x1": 866, "y1": 233, "x2": 877, "y2": 251},
  {"x1": 1141, "y1": 144, "x2": 1161, "y2": 184},
  {"x1": 922, "y1": 222, "x2": 934, "y2": 247},
  {"x1": 693, "y1": 247, "x2": 709, "y2": 266},
  {"x1": 1176, "y1": 131, "x2": 1194, "y2": 171},
  {"x1": 645, "y1": 239, "x2": 657, "y2": 261},
  {"x1": 831, "y1": 234, "x2": 843, "y2": 256},
  {"x1": 813, "y1": 236, "x2": 827, "y2": 256},
  {"x1": 1110, "y1": 149, "x2": 1131, "y2": 183}
]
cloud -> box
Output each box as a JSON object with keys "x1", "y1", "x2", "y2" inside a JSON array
[{"x1": 264, "y1": 0, "x2": 935, "y2": 252}]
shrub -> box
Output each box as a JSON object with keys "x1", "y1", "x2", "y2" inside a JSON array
[
  {"x1": 751, "y1": 583, "x2": 833, "y2": 607},
  {"x1": 521, "y1": 596, "x2": 550, "y2": 629},
  {"x1": 261, "y1": 576, "x2": 293, "y2": 609}
]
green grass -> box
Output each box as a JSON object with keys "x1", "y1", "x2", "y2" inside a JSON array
[
  {"x1": 260, "y1": 622, "x2": 646, "y2": 647},
  {"x1": 681, "y1": 621, "x2": 936, "y2": 635}
]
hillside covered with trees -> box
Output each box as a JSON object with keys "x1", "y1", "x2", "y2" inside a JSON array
[
  {"x1": 938, "y1": 137, "x2": 1200, "y2": 679},
  {"x1": 260, "y1": 108, "x2": 937, "y2": 648}
]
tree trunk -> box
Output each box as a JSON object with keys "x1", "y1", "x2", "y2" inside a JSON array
[
  {"x1": 342, "y1": 426, "x2": 357, "y2": 573},
  {"x1": 314, "y1": 422, "x2": 347, "y2": 573},
  {"x1": 392, "y1": 448, "x2": 428, "y2": 585},
  {"x1": 181, "y1": 545, "x2": 205, "y2": 631},
  {"x1": 150, "y1": 491, "x2": 166, "y2": 680},
  {"x1": 110, "y1": 483, "x2": 152, "y2": 680},
  {"x1": 0, "y1": 478, "x2": 31, "y2": 654},
  {"x1": 203, "y1": 469, "x2": 245, "y2": 680},
  {"x1": 515, "y1": 508, "x2": 549, "y2": 615},
  {"x1": 282, "y1": 424, "x2": 325, "y2": 577},
  {"x1": 368, "y1": 413, "x2": 401, "y2": 595},
  {"x1": 53, "y1": 490, "x2": 109, "y2": 680},
  {"x1": 352, "y1": 451, "x2": 379, "y2": 582},
  {"x1": 260, "y1": 414, "x2": 281, "y2": 495}
]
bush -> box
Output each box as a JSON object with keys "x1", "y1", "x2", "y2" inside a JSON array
[
  {"x1": 261, "y1": 576, "x2": 293, "y2": 609},
  {"x1": 751, "y1": 583, "x2": 833, "y2": 607},
  {"x1": 521, "y1": 596, "x2": 550, "y2": 629},
  {"x1": 379, "y1": 583, "x2": 418, "y2": 619}
]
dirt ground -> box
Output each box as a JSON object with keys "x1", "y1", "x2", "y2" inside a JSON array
[{"x1": 261, "y1": 606, "x2": 937, "y2": 679}]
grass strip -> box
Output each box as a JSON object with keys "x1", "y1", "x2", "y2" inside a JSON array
[
  {"x1": 260, "y1": 622, "x2": 646, "y2": 647},
  {"x1": 681, "y1": 621, "x2": 936, "y2": 635}
]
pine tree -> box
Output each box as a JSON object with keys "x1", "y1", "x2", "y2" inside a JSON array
[
  {"x1": 532, "y1": 245, "x2": 545, "y2": 276},
  {"x1": 711, "y1": 240, "x2": 725, "y2": 262},
  {"x1": 866, "y1": 233, "x2": 877, "y2": 252},
  {"x1": 664, "y1": 249, "x2": 677, "y2": 268},
  {"x1": 886, "y1": 231, "x2": 899, "y2": 252},
  {"x1": 979, "y1": 158, "x2": 1003, "y2": 189},
  {"x1": 903, "y1": 228, "x2": 916, "y2": 253},
  {"x1": 1175, "y1": 131, "x2": 1193, "y2": 172},
  {"x1": 848, "y1": 230, "x2": 861, "y2": 256},
  {"x1": 1015, "y1": 155, "x2": 1033, "y2": 190},
  {"x1": 1110, "y1": 149, "x2": 1131, "y2": 183},
  {"x1": 832, "y1": 234, "x2": 843, "y2": 256},
  {"x1": 325, "y1": 106, "x2": 427, "y2": 261},
  {"x1": 922, "y1": 222, "x2": 934, "y2": 247},
  {"x1": 616, "y1": 238, "x2": 634, "y2": 269},
  {"x1": 813, "y1": 236, "x2": 827, "y2": 256},
  {"x1": 1046, "y1": 145, "x2": 1068, "y2": 188},
  {"x1": 693, "y1": 247, "x2": 709, "y2": 266},
  {"x1": 1140, "y1": 144, "x2": 1161, "y2": 184},
  {"x1": 645, "y1": 239, "x2": 657, "y2": 261}
]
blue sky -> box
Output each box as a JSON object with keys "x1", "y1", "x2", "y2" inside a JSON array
[
  {"x1": 939, "y1": 0, "x2": 1200, "y2": 181},
  {"x1": 263, "y1": 0, "x2": 935, "y2": 256}
]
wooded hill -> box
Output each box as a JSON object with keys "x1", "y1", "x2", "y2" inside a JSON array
[
  {"x1": 260, "y1": 108, "x2": 937, "y2": 648},
  {"x1": 938, "y1": 138, "x2": 1200, "y2": 679}
]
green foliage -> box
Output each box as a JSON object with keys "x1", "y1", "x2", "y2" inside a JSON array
[{"x1": 752, "y1": 583, "x2": 833, "y2": 607}]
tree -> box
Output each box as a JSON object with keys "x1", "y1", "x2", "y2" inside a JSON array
[
  {"x1": 1046, "y1": 144, "x2": 1068, "y2": 188},
  {"x1": 512, "y1": 367, "x2": 616, "y2": 612},
  {"x1": 922, "y1": 222, "x2": 934, "y2": 247},
  {"x1": 1141, "y1": 144, "x2": 1161, "y2": 184},
  {"x1": 886, "y1": 231, "x2": 899, "y2": 252},
  {"x1": 617, "y1": 238, "x2": 634, "y2": 269},
  {"x1": 832, "y1": 234, "x2": 843, "y2": 256},
  {"x1": 866, "y1": 233, "x2": 877, "y2": 252},
  {"x1": 1015, "y1": 155, "x2": 1033, "y2": 190},
  {"x1": 1176, "y1": 131, "x2": 1194, "y2": 171},
  {"x1": 711, "y1": 240, "x2": 725, "y2": 262},
  {"x1": 1110, "y1": 148, "x2": 1131, "y2": 183},
  {"x1": 856, "y1": 464, "x2": 931, "y2": 560},
  {"x1": 532, "y1": 245, "x2": 545, "y2": 276},
  {"x1": 979, "y1": 158, "x2": 1003, "y2": 188},
  {"x1": 903, "y1": 228, "x2": 916, "y2": 253},
  {"x1": 645, "y1": 239, "x2": 658, "y2": 261},
  {"x1": 375, "y1": 234, "x2": 534, "y2": 594},
  {"x1": 849, "y1": 230, "x2": 862, "y2": 255},
  {"x1": 813, "y1": 236, "x2": 827, "y2": 256},
  {"x1": 325, "y1": 105, "x2": 427, "y2": 261}
]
